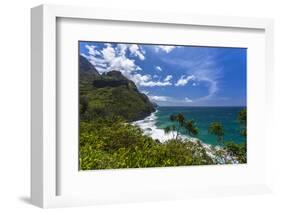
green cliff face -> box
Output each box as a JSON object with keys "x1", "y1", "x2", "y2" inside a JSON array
[{"x1": 79, "y1": 55, "x2": 156, "y2": 122}]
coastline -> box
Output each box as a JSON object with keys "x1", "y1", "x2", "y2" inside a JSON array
[
  {"x1": 132, "y1": 110, "x2": 201, "y2": 143},
  {"x1": 132, "y1": 112, "x2": 239, "y2": 164}
]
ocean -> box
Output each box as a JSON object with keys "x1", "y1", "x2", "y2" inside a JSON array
[{"x1": 133, "y1": 106, "x2": 246, "y2": 145}]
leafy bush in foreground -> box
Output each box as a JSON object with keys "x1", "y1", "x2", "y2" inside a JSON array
[
  {"x1": 79, "y1": 110, "x2": 247, "y2": 170},
  {"x1": 224, "y1": 141, "x2": 247, "y2": 163},
  {"x1": 79, "y1": 117, "x2": 214, "y2": 170}
]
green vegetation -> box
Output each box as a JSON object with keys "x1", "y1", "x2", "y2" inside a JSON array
[
  {"x1": 224, "y1": 141, "x2": 247, "y2": 163},
  {"x1": 238, "y1": 108, "x2": 247, "y2": 137},
  {"x1": 184, "y1": 120, "x2": 199, "y2": 137},
  {"x1": 224, "y1": 108, "x2": 247, "y2": 163},
  {"x1": 79, "y1": 55, "x2": 247, "y2": 169},
  {"x1": 164, "y1": 113, "x2": 199, "y2": 139},
  {"x1": 80, "y1": 69, "x2": 155, "y2": 122},
  {"x1": 79, "y1": 110, "x2": 247, "y2": 170},
  {"x1": 79, "y1": 117, "x2": 214, "y2": 170},
  {"x1": 208, "y1": 122, "x2": 224, "y2": 146}
]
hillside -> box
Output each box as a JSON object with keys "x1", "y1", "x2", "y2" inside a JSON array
[
  {"x1": 79, "y1": 55, "x2": 100, "y2": 75},
  {"x1": 79, "y1": 55, "x2": 156, "y2": 122}
]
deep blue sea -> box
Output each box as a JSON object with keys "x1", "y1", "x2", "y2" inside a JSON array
[{"x1": 154, "y1": 106, "x2": 246, "y2": 145}]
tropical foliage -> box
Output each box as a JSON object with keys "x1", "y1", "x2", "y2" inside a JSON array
[
  {"x1": 79, "y1": 117, "x2": 214, "y2": 170},
  {"x1": 80, "y1": 109, "x2": 247, "y2": 170},
  {"x1": 238, "y1": 108, "x2": 247, "y2": 137},
  {"x1": 80, "y1": 69, "x2": 155, "y2": 122},
  {"x1": 224, "y1": 141, "x2": 247, "y2": 163},
  {"x1": 164, "y1": 113, "x2": 199, "y2": 139},
  {"x1": 208, "y1": 122, "x2": 224, "y2": 146},
  {"x1": 79, "y1": 56, "x2": 247, "y2": 169}
]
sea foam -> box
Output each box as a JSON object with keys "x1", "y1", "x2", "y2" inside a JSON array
[
  {"x1": 132, "y1": 111, "x2": 189, "y2": 143},
  {"x1": 132, "y1": 111, "x2": 239, "y2": 164}
]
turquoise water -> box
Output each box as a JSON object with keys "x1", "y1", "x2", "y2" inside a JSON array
[{"x1": 155, "y1": 106, "x2": 246, "y2": 145}]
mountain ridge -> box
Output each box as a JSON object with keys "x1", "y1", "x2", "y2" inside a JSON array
[
  {"x1": 79, "y1": 55, "x2": 156, "y2": 122},
  {"x1": 79, "y1": 55, "x2": 100, "y2": 76}
]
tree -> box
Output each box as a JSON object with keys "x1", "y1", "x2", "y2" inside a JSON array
[
  {"x1": 238, "y1": 109, "x2": 247, "y2": 137},
  {"x1": 165, "y1": 113, "x2": 199, "y2": 140},
  {"x1": 184, "y1": 119, "x2": 199, "y2": 137},
  {"x1": 80, "y1": 96, "x2": 89, "y2": 114},
  {"x1": 208, "y1": 122, "x2": 224, "y2": 146},
  {"x1": 164, "y1": 125, "x2": 176, "y2": 139},
  {"x1": 168, "y1": 113, "x2": 185, "y2": 139}
]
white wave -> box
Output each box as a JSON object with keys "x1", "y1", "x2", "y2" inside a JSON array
[
  {"x1": 132, "y1": 112, "x2": 239, "y2": 164},
  {"x1": 132, "y1": 111, "x2": 190, "y2": 143}
]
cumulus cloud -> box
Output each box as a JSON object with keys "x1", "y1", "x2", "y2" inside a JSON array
[
  {"x1": 130, "y1": 74, "x2": 151, "y2": 85},
  {"x1": 115, "y1": 44, "x2": 145, "y2": 60},
  {"x1": 148, "y1": 95, "x2": 169, "y2": 102},
  {"x1": 155, "y1": 45, "x2": 177, "y2": 53},
  {"x1": 175, "y1": 75, "x2": 195, "y2": 86},
  {"x1": 164, "y1": 75, "x2": 173, "y2": 82},
  {"x1": 101, "y1": 45, "x2": 116, "y2": 61},
  {"x1": 85, "y1": 45, "x2": 101, "y2": 56},
  {"x1": 83, "y1": 43, "x2": 174, "y2": 88},
  {"x1": 129, "y1": 73, "x2": 172, "y2": 87},
  {"x1": 128, "y1": 44, "x2": 145, "y2": 60},
  {"x1": 84, "y1": 43, "x2": 142, "y2": 77},
  {"x1": 155, "y1": 66, "x2": 162, "y2": 71}
]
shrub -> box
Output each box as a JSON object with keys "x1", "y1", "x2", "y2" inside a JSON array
[{"x1": 79, "y1": 118, "x2": 215, "y2": 170}]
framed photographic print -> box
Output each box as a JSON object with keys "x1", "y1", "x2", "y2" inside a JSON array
[
  {"x1": 31, "y1": 4, "x2": 274, "y2": 208},
  {"x1": 78, "y1": 41, "x2": 247, "y2": 170}
]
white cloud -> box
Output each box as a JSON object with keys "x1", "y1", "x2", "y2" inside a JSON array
[
  {"x1": 155, "y1": 45, "x2": 176, "y2": 53},
  {"x1": 196, "y1": 76, "x2": 218, "y2": 101},
  {"x1": 101, "y1": 45, "x2": 116, "y2": 61},
  {"x1": 116, "y1": 44, "x2": 128, "y2": 56},
  {"x1": 164, "y1": 75, "x2": 172, "y2": 82},
  {"x1": 155, "y1": 66, "x2": 162, "y2": 71},
  {"x1": 115, "y1": 44, "x2": 145, "y2": 60},
  {"x1": 130, "y1": 74, "x2": 151, "y2": 85},
  {"x1": 141, "y1": 90, "x2": 149, "y2": 95},
  {"x1": 192, "y1": 82, "x2": 197, "y2": 86},
  {"x1": 128, "y1": 44, "x2": 145, "y2": 60},
  {"x1": 163, "y1": 53, "x2": 222, "y2": 100},
  {"x1": 83, "y1": 43, "x2": 174, "y2": 88},
  {"x1": 148, "y1": 95, "x2": 169, "y2": 102},
  {"x1": 175, "y1": 75, "x2": 195, "y2": 86},
  {"x1": 85, "y1": 45, "x2": 101, "y2": 56},
  {"x1": 82, "y1": 54, "x2": 108, "y2": 72},
  {"x1": 85, "y1": 44, "x2": 142, "y2": 76},
  {"x1": 184, "y1": 97, "x2": 193, "y2": 102},
  {"x1": 130, "y1": 74, "x2": 172, "y2": 87},
  {"x1": 140, "y1": 80, "x2": 172, "y2": 87},
  {"x1": 148, "y1": 95, "x2": 193, "y2": 105}
]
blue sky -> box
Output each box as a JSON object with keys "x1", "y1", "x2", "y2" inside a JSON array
[{"x1": 80, "y1": 41, "x2": 246, "y2": 106}]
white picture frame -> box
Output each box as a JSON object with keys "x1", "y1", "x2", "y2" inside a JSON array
[{"x1": 31, "y1": 4, "x2": 274, "y2": 208}]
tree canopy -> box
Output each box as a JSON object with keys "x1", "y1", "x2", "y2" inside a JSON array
[{"x1": 208, "y1": 122, "x2": 224, "y2": 145}]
